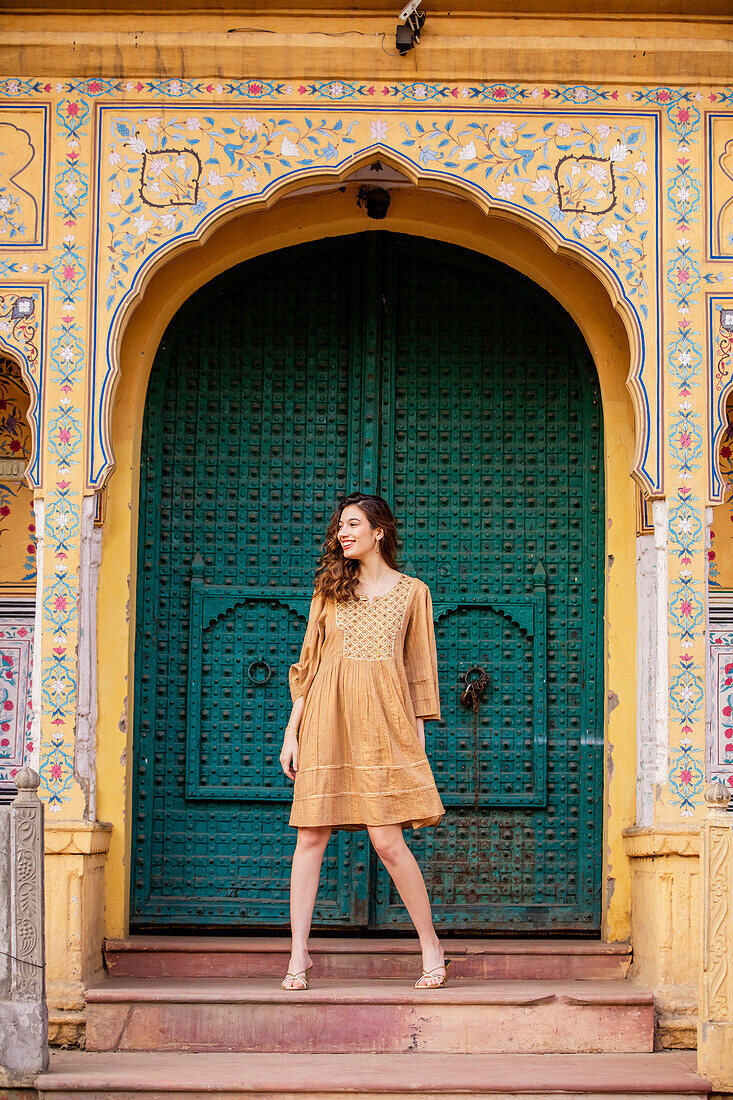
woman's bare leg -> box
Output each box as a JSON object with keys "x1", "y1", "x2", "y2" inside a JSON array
[
  {"x1": 284, "y1": 825, "x2": 332, "y2": 988},
  {"x1": 367, "y1": 824, "x2": 445, "y2": 981}
]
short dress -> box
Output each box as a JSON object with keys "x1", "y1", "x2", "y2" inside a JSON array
[{"x1": 288, "y1": 573, "x2": 445, "y2": 831}]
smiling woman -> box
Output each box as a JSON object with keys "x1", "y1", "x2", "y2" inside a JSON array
[{"x1": 280, "y1": 491, "x2": 450, "y2": 991}]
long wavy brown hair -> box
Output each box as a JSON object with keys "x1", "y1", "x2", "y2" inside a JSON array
[{"x1": 313, "y1": 493, "x2": 402, "y2": 603}]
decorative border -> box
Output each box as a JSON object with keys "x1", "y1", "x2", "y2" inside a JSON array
[
  {"x1": 667, "y1": 90, "x2": 706, "y2": 815},
  {"x1": 0, "y1": 77, "x2": 730, "y2": 106}
]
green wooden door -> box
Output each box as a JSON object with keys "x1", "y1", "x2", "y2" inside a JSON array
[{"x1": 131, "y1": 232, "x2": 603, "y2": 932}]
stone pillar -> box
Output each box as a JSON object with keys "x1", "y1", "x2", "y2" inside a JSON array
[
  {"x1": 0, "y1": 767, "x2": 49, "y2": 1087},
  {"x1": 44, "y1": 819, "x2": 112, "y2": 1045},
  {"x1": 626, "y1": 501, "x2": 701, "y2": 1048},
  {"x1": 75, "y1": 495, "x2": 103, "y2": 821},
  {"x1": 623, "y1": 826, "x2": 701, "y2": 1048},
  {"x1": 622, "y1": 99, "x2": 710, "y2": 1052},
  {"x1": 41, "y1": 495, "x2": 112, "y2": 1045},
  {"x1": 635, "y1": 501, "x2": 669, "y2": 827},
  {"x1": 698, "y1": 781, "x2": 733, "y2": 1090}
]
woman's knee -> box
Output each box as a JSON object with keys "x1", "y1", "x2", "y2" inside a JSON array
[
  {"x1": 295, "y1": 826, "x2": 331, "y2": 854},
  {"x1": 368, "y1": 826, "x2": 406, "y2": 865}
]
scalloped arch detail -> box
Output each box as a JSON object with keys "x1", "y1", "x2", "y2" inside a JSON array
[{"x1": 97, "y1": 144, "x2": 654, "y2": 493}]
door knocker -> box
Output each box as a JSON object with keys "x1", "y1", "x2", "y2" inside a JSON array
[
  {"x1": 247, "y1": 659, "x2": 272, "y2": 685},
  {"x1": 460, "y1": 665, "x2": 491, "y2": 811},
  {"x1": 460, "y1": 665, "x2": 490, "y2": 710}
]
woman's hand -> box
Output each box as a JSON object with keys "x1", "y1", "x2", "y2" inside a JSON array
[
  {"x1": 416, "y1": 717, "x2": 425, "y2": 749},
  {"x1": 279, "y1": 730, "x2": 299, "y2": 780}
]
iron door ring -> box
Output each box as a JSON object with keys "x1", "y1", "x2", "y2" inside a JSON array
[{"x1": 247, "y1": 659, "x2": 272, "y2": 685}]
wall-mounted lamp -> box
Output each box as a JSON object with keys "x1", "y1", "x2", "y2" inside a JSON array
[
  {"x1": 357, "y1": 186, "x2": 391, "y2": 220},
  {"x1": 396, "y1": 0, "x2": 426, "y2": 56},
  {"x1": 720, "y1": 307, "x2": 733, "y2": 334}
]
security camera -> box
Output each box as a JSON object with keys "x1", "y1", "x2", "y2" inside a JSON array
[{"x1": 396, "y1": 1, "x2": 426, "y2": 54}]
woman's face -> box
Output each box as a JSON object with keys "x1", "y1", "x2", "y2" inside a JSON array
[{"x1": 337, "y1": 505, "x2": 381, "y2": 560}]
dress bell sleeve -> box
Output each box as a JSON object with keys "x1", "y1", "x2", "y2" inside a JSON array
[
  {"x1": 403, "y1": 581, "x2": 442, "y2": 721},
  {"x1": 289, "y1": 590, "x2": 326, "y2": 704}
]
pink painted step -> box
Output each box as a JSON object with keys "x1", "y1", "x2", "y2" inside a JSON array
[
  {"x1": 84, "y1": 977, "x2": 654, "y2": 1055},
  {"x1": 37, "y1": 1050, "x2": 710, "y2": 1100},
  {"x1": 104, "y1": 936, "x2": 632, "y2": 982}
]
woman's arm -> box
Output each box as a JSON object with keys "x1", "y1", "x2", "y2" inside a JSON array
[
  {"x1": 287, "y1": 695, "x2": 305, "y2": 734},
  {"x1": 280, "y1": 696, "x2": 305, "y2": 779},
  {"x1": 281, "y1": 591, "x2": 325, "y2": 780}
]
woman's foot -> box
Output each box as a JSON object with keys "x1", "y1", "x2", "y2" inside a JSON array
[
  {"x1": 415, "y1": 941, "x2": 447, "y2": 988},
  {"x1": 282, "y1": 951, "x2": 313, "y2": 990}
]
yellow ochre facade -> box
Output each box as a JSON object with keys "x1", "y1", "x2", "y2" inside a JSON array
[{"x1": 0, "y1": 2, "x2": 732, "y2": 1081}]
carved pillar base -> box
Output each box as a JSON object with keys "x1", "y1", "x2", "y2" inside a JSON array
[
  {"x1": 0, "y1": 769, "x2": 48, "y2": 1087},
  {"x1": 44, "y1": 820, "x2": 112, "y2": 1047},
  {"x1": 623, "y1": 826, "x2": 701, "y2": 1049},
  {"x1": 698, "y1": 783, "x2": 733, "y2": 1092}
]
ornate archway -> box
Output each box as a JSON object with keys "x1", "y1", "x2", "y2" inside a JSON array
[{"x1": 94, "y1": 181, "x2": 638, "y2": 940}]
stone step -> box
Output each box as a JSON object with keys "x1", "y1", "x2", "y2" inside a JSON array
[
  {"x1": 104, "y1": 936, "x2": 632, "y2": 982},
  {"x1": 36, "y1": 1050, "x2": 710, "y2": 1100},
  {"x1": 84, "y1": 977, "x2": 654, "y2": 1055}
]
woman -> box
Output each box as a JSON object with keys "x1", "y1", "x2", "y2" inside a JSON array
[{"x1": 279, "y1": 492, "x2": 449, "y2": 992}]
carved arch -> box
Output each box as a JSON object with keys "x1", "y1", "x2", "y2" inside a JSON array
[{"x1": 93, "y1": 147, "x2": 656, "y2": 495}]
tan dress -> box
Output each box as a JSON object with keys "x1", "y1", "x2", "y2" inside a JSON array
[{"x1": 288, "y1": 574, "x2": 445, "y2": 831}]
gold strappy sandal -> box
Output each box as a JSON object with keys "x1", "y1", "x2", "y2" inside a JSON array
[
  {"x1": 281, "y1": 964, "x2": 313, "y2": 991},
  {"x1": 415, "y1": 958, "x2": 452, "y2": 989}
]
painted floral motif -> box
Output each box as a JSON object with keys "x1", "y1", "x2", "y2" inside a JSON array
[
  {"x1": 37, "y1": 90, "x2": 91, "y2": 809},
  {"x1": 0, "y1": 187, "x2": 28, "y2": 240},
  {"x1": 0, "y1": 291, "x2": 40, "y2": 373},
  {"x1": 554, "y1": 155, "x2": 616, "y2": 214},
  {"x1": 714, "y1": 311, "x2": 732, "y2": 394},
  {"x1": 100, "y1": 110, "x2": 652, "y2": 317},
  {"x1": 0, "y1": 621, "x2": 34, "y2": 787},
  {"x1": 140, "y1": 148, "x2": 201, "y2": 206},
  {"x1": 38, "y1": 735, "x2": 74, "y2": 809},
  {"x1": 55, "y1": 97, "x2": 90, "y2": 226},
  {"x1": 665, "y1": 90, "x2": 705, "y2": 814},
  {"x1": 0, "y1": 76, "x2": 728, "y2": 107},
  {"x1": 398, "y1": 115, "x2": 649, "y2": 304},
  {"x1": 102, "y1": 111, "x2": 361, "y2": 309}
]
